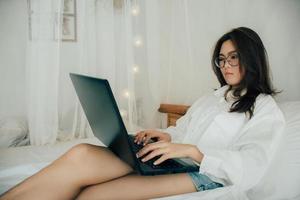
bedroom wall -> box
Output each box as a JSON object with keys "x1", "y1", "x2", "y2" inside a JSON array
[{"x1": 0, "y1": 0, "x2": 27, "y2": 119}]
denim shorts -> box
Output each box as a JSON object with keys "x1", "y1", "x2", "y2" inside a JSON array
[{"x1": 187, "y1": 172, "x2": 223, "y2": 191}]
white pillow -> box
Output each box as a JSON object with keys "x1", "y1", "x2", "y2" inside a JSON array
[
  {"x1": 0, "y1": 117, "x2": 29, "y2": 148},
  {"x1": 248, "y1": 101, "x2": 300, "y2": 199}
]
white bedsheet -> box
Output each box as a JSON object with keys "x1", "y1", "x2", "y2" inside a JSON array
[
  {"x1": 0, "y1": 137, "x2": 235, "y2": 199},
  {"x1": 0, "y1": 137, "x2": 102, "y2": 195}
]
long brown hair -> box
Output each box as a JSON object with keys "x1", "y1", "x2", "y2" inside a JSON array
[{"x1": 212, "y1": 27, "x2": 278, "y2": 118}]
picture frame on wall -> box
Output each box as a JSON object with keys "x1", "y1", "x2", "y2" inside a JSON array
[
  {"x1": 62, "y1": 15, "x2": 76, "y2": 41},
  {"x1": 62, "y1": 0, "x2": 77, "y2": 42},
  {"x1": 27, "y1": 0, "x2": 77, "y2": 42},
  {"x1": 63, "y1": 0, "x2": 76, "y2": 15}
]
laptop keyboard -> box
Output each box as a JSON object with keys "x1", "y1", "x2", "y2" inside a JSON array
[{"x1": 129, "y1": 136, "x2": 183, "y2": 169}]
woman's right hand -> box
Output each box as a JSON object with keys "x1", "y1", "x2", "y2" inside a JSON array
[{"x1": 134, "y1": 130, "x2": 171, "y2": 146}]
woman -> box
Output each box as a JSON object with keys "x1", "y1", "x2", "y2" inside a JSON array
[{"x1": 0, "y1": 27, "x2": 285, "y2": 200}]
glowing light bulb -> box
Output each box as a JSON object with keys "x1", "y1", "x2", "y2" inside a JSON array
[
  {"x1": 131, "y1": 5, "x2": 140, "y2": 16},
  {"x1": 134, "y1": 38, "x2": 143, "y2": 47},
  {"x1": 124, "y1": 90, "x2": 130, "y2": 98},
  {"x1": 120, "y1": 109, "x2": 128, "y2": 118},
  {"x1": 133, "y1": 65, "x2": 139, "y2": 73}
]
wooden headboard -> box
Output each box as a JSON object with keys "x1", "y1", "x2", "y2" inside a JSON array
[{"x1": 158, "y1": 104, "x2": 190, "y2": 127}]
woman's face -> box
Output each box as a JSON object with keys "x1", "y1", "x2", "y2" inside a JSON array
[{"x1": 218, "y1": 40, "x2": 244, "y2": 86}]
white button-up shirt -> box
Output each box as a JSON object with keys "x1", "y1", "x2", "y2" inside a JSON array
[{"x1": 165, "y1": 85, "x2": 285, "y2": 191}]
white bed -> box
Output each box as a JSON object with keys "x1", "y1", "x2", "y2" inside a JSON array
[
  {"x1": 1, "y1": 101, "x2": 300, "y2": 200},
  {"x1": 0, "y1": 137, "x2": 236, "y2": 200}
]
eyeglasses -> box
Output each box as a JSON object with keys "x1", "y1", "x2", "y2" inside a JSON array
[{"x1": 214, "y1": 52, "x2": 240, "y2": 68}]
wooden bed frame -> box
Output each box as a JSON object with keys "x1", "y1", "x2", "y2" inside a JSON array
[{"x1": 158, "y1": 104, "x2": 190, "y2": 127}]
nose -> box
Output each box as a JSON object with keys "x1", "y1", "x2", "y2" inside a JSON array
[{"x1": 223, "y1": 59, "x2": 231, "y2": 69}]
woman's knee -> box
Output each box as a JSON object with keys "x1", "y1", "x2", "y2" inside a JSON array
[
  {"x1": 65, "y1": 143, "x2": 106, "y2": 164},
  {"x1": 64, "y1": 143, "x2": 132, "y2": 175}
]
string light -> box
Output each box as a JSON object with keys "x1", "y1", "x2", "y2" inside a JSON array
[
  {"x1": 134, "y1": 38, "x2": 143, "y2": 47},
  {"x1": 131, "y1": 5, "x2": 140, "y2": 16},
  {"x1": 133, "y1": 65, "x2": 139, "y2": 73},
  {"x1": 123, "y1": 90, "x2": 130, "y2": 98},
  {"x1": 120, "y1": 109, "x2": 128, "y2": 118}
]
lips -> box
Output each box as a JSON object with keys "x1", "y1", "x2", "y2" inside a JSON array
[{"x1": 225, "y1": 72, "x2": 233, "y2": 75}]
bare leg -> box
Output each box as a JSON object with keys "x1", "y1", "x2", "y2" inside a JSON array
[
  {"x1": 0, "y1": 144, "x2": 133, "y2": 200},
  {"x1": 76, "y1": 173, "x2": 196, "y2": 200}
]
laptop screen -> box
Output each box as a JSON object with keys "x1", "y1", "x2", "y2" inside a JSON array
[{"x1": 70, "y1": 73, "x2": 123, "y2": 146}]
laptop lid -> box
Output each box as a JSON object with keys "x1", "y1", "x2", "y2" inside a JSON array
[
  {"x1": 69, "y1": 73, "x2": 137, "y2": 169},
  {"x1": 70, "y1": 73, "x2": 199, "y2": 175}
]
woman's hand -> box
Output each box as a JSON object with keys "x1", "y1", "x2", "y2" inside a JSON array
[
  {"x1": 136, "y1": 141, "x2": 204, "y2": 165},
  {"x1": 134, "y1": 130, "x2": 171, "y2": 146}
]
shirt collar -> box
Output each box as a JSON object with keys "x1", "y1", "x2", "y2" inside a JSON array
[
  {"x1": 214, "y1": 85, "x2": 229, "y2": 97},
  {"x1": 214, "y1": 85, "x2": 247, "y2": 102}
]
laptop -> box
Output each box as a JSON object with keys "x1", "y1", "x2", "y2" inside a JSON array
[{"x1": 70, "y1": 73, "x2": 199, "y2": 175}]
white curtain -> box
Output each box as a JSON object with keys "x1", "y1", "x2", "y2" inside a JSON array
[
  {"x1": 27, "y1": 0, "x2": 143, "y2": 145},
  {"x1": 26, "y1": 0, "x2": 63, "y2": 145},
  {"x1": 60, "y1": 0, "x2": 140, "y2": 140}
]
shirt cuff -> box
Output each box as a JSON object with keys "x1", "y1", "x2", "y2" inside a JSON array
[
  {"x1": 199, "y1": 154, "x2": 226, "y2": 185},
  {"x1": 199, "y1": 154, "x2": 222, "y2": 176}
]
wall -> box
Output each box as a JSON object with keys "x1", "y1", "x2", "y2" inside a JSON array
[{"x1": 0, "y1": 0, "x2": 27, "y2": 118}]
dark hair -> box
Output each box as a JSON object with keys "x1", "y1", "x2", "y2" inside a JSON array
[{"x1": 212, "y1": 27, "x2": 278, "y2": 118}]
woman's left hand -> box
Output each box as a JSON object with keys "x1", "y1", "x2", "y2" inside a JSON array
[{"x1": 136, "y1": 141, "x2": 204, "y2": 165}]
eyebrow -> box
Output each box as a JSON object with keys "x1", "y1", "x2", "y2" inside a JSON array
[{"x1": 219, "y1": 50, "x2": 238, "y2": 57}]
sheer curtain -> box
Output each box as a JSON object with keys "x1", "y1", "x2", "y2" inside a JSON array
[
  {"x1": 26, "y1": 0, "x2": 63, "y2": 145},
  {"x1": 60, "y1": 0, "x2": 140, "y2": 140},
  {"x1": 27, "y1": 0, "x2": 142, "y2": 145},
  {"x1": 26, "y1": 0, "x2": 203, "y2": 145}
]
